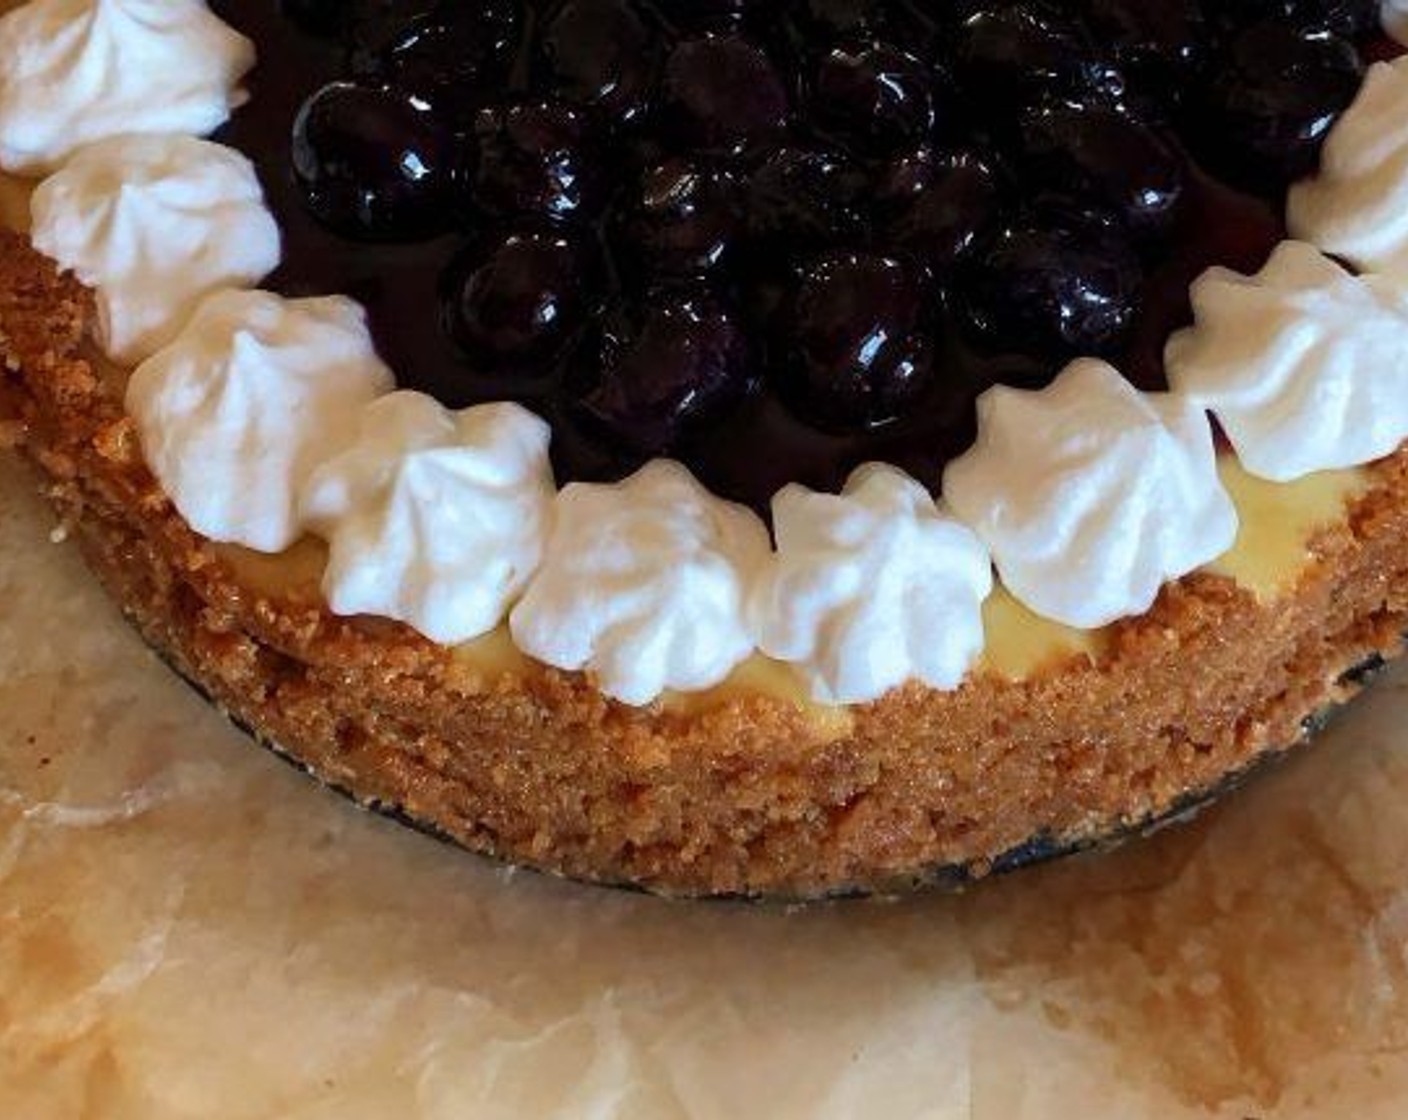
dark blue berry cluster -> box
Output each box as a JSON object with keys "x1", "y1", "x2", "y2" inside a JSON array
[{"x1": 213, "y1": 0, "x2": 1380, "y2": 509}]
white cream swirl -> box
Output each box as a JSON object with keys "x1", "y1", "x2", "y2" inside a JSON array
[
  {"x1": 127, "y1": 290, "x2": 394, "y2": 554},
  {"x1": 1288, "y1": 56, "x2": 1408, "y2": 280},
  {"x1": 510, "y1": 460, "x2": 771, "y2": 705},
  {"x1": 943, "y1": 359, "x2": 1238, "y2": 630},
  {"x1": 30, "y1": 134, "x2": 280, "y2": 365},
  {"x1": 1167, "y1": 241, "x2": 1408, "y2": 482},
  {"x1": 300, "y1": 392, "x2": 555, "y2": 645},
  {"x1": 751, "y1": 463, "x2": 992, "y2": 704},
  {"x1": 0, "y1": 0, "x2": 255, "y2": 175}
]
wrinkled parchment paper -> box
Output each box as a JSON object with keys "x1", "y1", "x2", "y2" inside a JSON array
[{"x1": 4, "y1": 458, "x2": 1408, "y2": 1120}]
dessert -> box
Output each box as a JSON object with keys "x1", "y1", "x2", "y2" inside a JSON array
[{"x1": 0, "y1": 0, "x2": 1406, "y2": 898}]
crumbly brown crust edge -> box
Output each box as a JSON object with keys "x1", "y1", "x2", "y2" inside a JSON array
[{"x1": 3, "y1": 228, "x2": 1406, "y2": 899}]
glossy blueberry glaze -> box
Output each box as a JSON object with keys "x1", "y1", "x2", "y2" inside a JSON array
[{"x1": 210, "y1": 0, "x2": 1380, "y2": 514}]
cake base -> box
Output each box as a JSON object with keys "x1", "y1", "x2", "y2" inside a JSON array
[{"x1": 4, "y1": 229, "x2": 1408, "y2": 899}]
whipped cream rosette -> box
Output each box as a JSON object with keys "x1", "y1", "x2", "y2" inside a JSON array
[
  {"x1": 30, "y1": 134, "x2": 280, "y2": 364},
  {"x1": 0, "y1": 0, "x2": 254, "y2": 174},
  {"x1": 944, "y1": 360, "x2": 1239, "y2": 631},
  {"x1": 752, "y1": 464, "x2": 992, "y2": 704},
  {"x1": 127, "y1": 290, "x2": 393, "y2": 554},
  {"x1": 301, "y1": 392, "x2": 555, "y2": 645},
  {"x1": 1167, "y1": 241, "x2": 1408, "y2": 482},
  {"x1": 1289, "y1": 56, "x2": 1408, "y2": 280},
  {"x1": 511, "y1": 460, "x2": 770, "y2": 705}
]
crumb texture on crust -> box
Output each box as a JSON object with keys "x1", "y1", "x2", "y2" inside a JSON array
[{"x1": 3, "y1": 228, "x2": 1407, "y2": 898}]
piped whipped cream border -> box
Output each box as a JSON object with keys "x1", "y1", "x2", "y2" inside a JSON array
[{"x1": 3, "y1": 0, "x2": 1408, "y2": 706}]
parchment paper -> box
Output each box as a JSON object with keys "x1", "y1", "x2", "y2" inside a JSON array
[{"x1": 4, "y1": 455, "x2": 1408, "y2": 1120}]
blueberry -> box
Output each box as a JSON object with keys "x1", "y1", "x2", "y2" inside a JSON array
[
  {"x1": 1076, "y1": 0, "x2": 1208, "y2": 119},
  {"x1": 346, "y1": 1, "x2": 443, "y2": 56},
  {"x1": 286, "y1": 0, "x2": 434, "y2": 43},
  {"x1": 1016, "y1": 104, "x2": 1186, "y2": 239},
  {"x1": 951, "y1": 4, "x2": 1126, "y2": 125},
  {"x1": 443, "y1": 229, "x2": 593, "y2": 371},
  {"x1": 617, "y1": 159, "x2": 742, "y2": 279},
  {"x1": 885, "y1": 150, "x2": 1003, "y2": 278},
  {"x1": 580, "y1": 287, "x2": 753, "y2": 453},
  {"x1": 652, "y1": 0, "x2": 753, "y2": 32},
  {"x1": 790, "y1": 0, "x2": 887, "y2": 39},
  {"x1": 370, "y1": 9, "x2": 519, "y2": 120},
  {"x1": 662, "y1": 35, "x2": 790, "y2": 156},
  {"x1": 1191, "y1": 22, "x2": 1363, "y2": 190},
  {"x1": 956, "y1": 209, "x2": 1143, "y2": 363},
  {"x1": 789, "y1": 0, "x2": 933, "y2": 58},
  {"x1": 745, "y1": 144, "x2": 866, "y2": 250},
  {"x1": 872, "y1": 146, "x2": 944, "y2": 214},
  {"x1": 540, "y1": 0, "x2": 659, "y2": 127},
  {"x1": 470, "y1": 100, "x2": 604, "y2": 223},
  {"x1": 782, "y1": 252, "x2": 936, "y2": 429},
  {"x1": 809, "y1": 41, "x2": 936, "y2": 155},
  {"x1": 292, "y1": 81, "x2": 457, "y2": 240},
  {"x1": 1210, "y1": 0, "x2": 1380, "y2": 37}
]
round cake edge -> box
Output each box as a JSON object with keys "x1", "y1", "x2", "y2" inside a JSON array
[{"x1": 3, "y1": 228, "x2": 1407, "y2": 900}]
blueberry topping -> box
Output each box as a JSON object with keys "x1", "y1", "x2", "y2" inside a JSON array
[
  {"x1": 292, "y1": 80, "x2": 457, "y2": 239},
  {"x1": 279, "y1": 0, "x2": 348, "y2": 37},
  {"x1": 1211, "y1": 0, "x2": 1380, "y2": 38},
  {"x1": 347, "y1": 1, "x2": 440, "y2": 50},
  {"x1": 580, "y1": 287, "x2": 753, "y2": 453},
  {"x1": 1192, "y1": 22, "x2": 1364, "y2": 190},
  {"x1": 443, "y1": 229, "x2": 593, "y2": 371},
  {"x1": 885, "y1": 150, "x2": 1003, "y2": 278},
  {"x1": 370, "y1": 10, "x2": 519, "y2": 119},
  {"x1": 957, "y1": 209, "x2": 1143, "y2": 363},
  {"x1": 470, "y1": 99, "x2": 603, "y2": 223},
  {"x1": 873, "y1": 146, "x2": 936, "y2": 214},
  {"x1": 652, "y1": 0, "x2": 753, "y2": 32},
  {"x1": 809, "y1": 41, "x2": 936, "y2": 155},
  {"x1": 238, "y1": 0, "x2": 1387, "y2": 512},
  {"x1": 617, "y1": 159, "x2": 742, "y2": 279},
  {"x1": 791, "y1": 0, "x2": 887, "y2": 40},
  {"x1": 285, "y1": 0, "x2": 436, "y2": 44},
  {"x1": 1016, "y1": 104, "x2": 1186, "y2": 239},
  {"x1": 1077, "y1": 0, "x2": 1208, "y2": 119},
  {"x1": 951, "y1": 4, "x2": 1126, "y2": 125},
  {"x1": 745, "y1": 145, "x2": 866, "y2": 250},
  {"x1": 540, "y1": 0, "x2": 658, "y2": 126},
  {"x1": 782, "y1": 252, "x2": 936, "y2": 429},
  {"x1": 662, "y1": 35, "x2": 790, "y2": 156}
]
